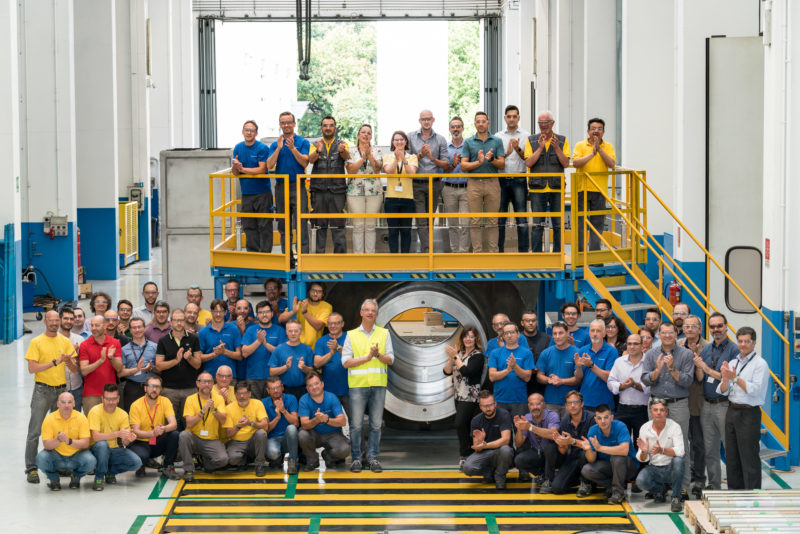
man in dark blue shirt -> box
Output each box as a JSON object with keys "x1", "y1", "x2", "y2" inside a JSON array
[
  {"x1": 232, "y1": 120, "x2": 272, "y2": 252},
  {"x1": 461, "y1": 391, "x2": 514, "y2": 489},
  {"x1": 267, "y1": 112, "x2": 311, "y2": 258}
]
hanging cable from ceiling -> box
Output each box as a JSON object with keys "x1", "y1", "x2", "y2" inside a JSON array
[{"x1": 296, "y1": 0, "x2": 311, "y2": 80}]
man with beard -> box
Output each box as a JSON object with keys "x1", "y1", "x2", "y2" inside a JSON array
[
  {"x1": 104, "y1": 310, "x2": 129, "y2": 348},
  {"x1": 607, "y1": 334, "x2": 650, "y2": 445},
  {"x1": 156, "y1": 309, "x2": 203, "y2": 429},
  {"x1": 241, "y1": 301, "x2": 287, "y2": 399},
  {"x1": 536, "y1": 322, "x2": 580, "y2": 418},
  {"x1": 574, "y1": 320, "x2": 618, "y2": 412},
  {"x1": 178, "y1": 371, "x2": 229, "y2": 481},
  {"x1": 308, "y1": 115, "x2": 349, "y2": 254},
  {"x1": 672, "y1": 302, "x2": 690, "y2": 339},
  {"x1": 133, "y1": 281, "x2": 159, "y2": 324},
  {"x1": 552, "y1": 390, "x2": 595, "y2": 495},
  {"x1": 129, "y1": 375, "x2": 180, "y2": 479},
  {"x1": 145, "y1": 301, "x2": 172, "y2": 344},
  {"x1": 225, "y1": 382, "x2": 269, "y2": 476},
  {"x1": 58, "y1": 307, "x2": 84, "y2": 413},
  {"x1": 264, "y1": 278, "x2": 289, "y2": 327},
  {"x1": 520, "y1": 310, "x2": 550, "y2": 397},
  {"x1": 199, "y1": 299, "x2": 243, "y2": 378},
  {"x1": 263, "y1": 376, "x2": 301, "y2": 474},
  {"x1": 184, "y1": 303, "x2": 203, "y2": 335},
  {"x1": 553, "y1": 302, "x2": 590, "y2": 348},
  {"x1": 118, "y1": 317, "x2": 157, "y2": 411},
  {"x1": 88, "y1": 384, "x2": 142, "y2": 490},
  {"x1": 461, "y1": 391, "x2": 513, "y2": 489},
  {"x1": 513, "y1": 393, "x2": 560, "y2": 491},
  {"x1": 281, "y1": 282, "x2": 331, "y2": 349},
  {"x1": 186, "y1": 286, "x2": 212, "y2": 327}
]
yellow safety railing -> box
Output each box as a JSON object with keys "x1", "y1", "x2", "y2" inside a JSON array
[
  {"x1": 579, "y1": 170, "x2": 790, "y2": 449},
  {"x1": 208, "y1": 170, "x2": 292, "y2": 271}
]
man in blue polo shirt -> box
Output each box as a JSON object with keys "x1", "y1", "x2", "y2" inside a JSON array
[
  {"x1": 575, "y1": 319, "x2": 618, "y2": 412},
  {"x1": 297, "y1": 373, "x2": 350, "y2": 470},
  {"x1": 580, "y1": 404, "x2": 639, "y2": 504},
  {"x1": 262, "y1": 376, "x2": 300, "y2": 474},
  {"x1": 232, "y1": 120, "x2": 272, "y2": 252},
  {"x1": 536, "y1": 322, "x2": 580, "y2": 418},
  {"x1": 488, "y1": 323, "x2": 533, "y2": 417},
  {"x1": 460, "y1": 111, "x2": 505, "y2": 253},
  {"x1": 241, "y1": 301, "x2": 288, "y2": 399},
  {"x1": 269, "y1": 320, "x2": 314, "y2": 400},
  {"x1": 313, "y1": 313, "x2": 349, "y2": 418},
  {"x1": 267, "y1": 111, "x2": 312, "y2": 258},
  {"x1": 199, "y1": 299, "x2": 242, "y2": 378}
]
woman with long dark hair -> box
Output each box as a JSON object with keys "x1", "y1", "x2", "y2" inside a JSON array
[
  {"x1": 443, "y1": 326, "x2": 485, "y2": 468},
  {"x1": 382, "y1": 131, "x2": 418, "y2": 252},
  {"x1": 605, "y1": 315, "x2": 630, "y2": 355}
]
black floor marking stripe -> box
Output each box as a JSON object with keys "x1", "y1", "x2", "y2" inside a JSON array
[{"x1": 171, "y1": 499, "x2": 617, "y2": 507}]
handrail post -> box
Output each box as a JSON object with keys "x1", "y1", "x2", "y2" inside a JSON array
[
  {"x1": 428, "y1": 174, "x2": 434, "y2": 270},
  {"x1": 295, "y1": 176, "x2": 301, "y2": 270}
]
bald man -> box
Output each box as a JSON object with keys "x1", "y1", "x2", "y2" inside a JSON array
[{"x1": 25, "y1": 311, "x2": 78, "y2": 484}]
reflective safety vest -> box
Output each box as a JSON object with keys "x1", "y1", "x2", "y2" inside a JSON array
[{"x1": 347, "y1": 325, "x2": 389, "y2": 388}]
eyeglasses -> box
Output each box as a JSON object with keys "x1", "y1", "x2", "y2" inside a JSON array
[
  {"x1": 146, "y1": 384, "x2": 162, "y2": 389},
  {"x1": 419, "y1": 117, "x2": 433, "y2": 121},
  {"x1": 217, "y1": 374, "x2": 233, "y2": 378},
  {"x1": 672, "y1": 311, "x2": 688, "y2": 317},
  {"x1": 627, "y1": 341, "x2": 642, "y2": 345},
  {"x1": 589, "y1": 127, "x2": 604, "y2": 132},
  {"x1": 392, "y1": 138, "x2": 405, "y2": 143},
  {"x1": 683, "y1": 324, "x2": 701, "y2": 330},
  {"x1": 565, "y1": 400, "x2": 582, "y2": 405},
  {"x1": 563, "y1": 311, "x2": 578, "y2": 316},
  {"x1": 118, "y1": 307, "x2": 132, "y2": 312},
  {"x1": 279, "y1": 121, "x2": 294, "y2": 126},
  {"x1": 538, "y1": 120, "x2": 554, "y2": 124},
  {"x1": 143, "y1": 291, "x2": 158, "y2": 295},
  {"x1": 243, "y1": 128, "x2": 256, "y2": 133},
  {"x1": 709, "y1": 323, "x2": 726, "y2": 330},
  {"x1": 197, "y1": 379, "x2": 213, "y2": 384}
]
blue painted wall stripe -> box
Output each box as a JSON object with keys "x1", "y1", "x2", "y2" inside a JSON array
[
  {"x1": 20, "y1": 221, "x2": 78, "y2": 303},
  {"x1": 77, "y1": 207, "x2": 119, "y2": 281},
  {"x1": 1, "y1": 224, "x2": 23, "y2": 343}
]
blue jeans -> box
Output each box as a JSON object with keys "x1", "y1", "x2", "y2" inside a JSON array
[
  {"x1": 498, "y1": 177, "x2": 529, "y2": 252},
  {"x1": 529, "y1": 191, "x2": 561, "y2": 252},
  {"x1": 36, "y1": 449, "x2": 97, "y2": 481},
  {"x1": 349, "y1": 386, "x2": 386, "y2": 461},
  {"x1": 636, "y1": 456, "x2": 686, "y2": 499},
  {"x1": 90, "y1": 441, "x2": 142, "y2": 479},
  {"x1": 267, "y1": 424, "x2": 299, "y2": 460}
]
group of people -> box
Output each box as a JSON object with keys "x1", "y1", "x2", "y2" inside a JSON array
[
  {"x1": 232, "y1": 108, "x2": 616, "y2": 256},
  {"x1": 447, "y1": 301, "x2": 771, "y2": 512},
  {"x1": 25, "y1": 279, "x2": 396, "y2": 491},
  {"x1": 24, "y1": 280, "x2": 771, "y2": 511}
]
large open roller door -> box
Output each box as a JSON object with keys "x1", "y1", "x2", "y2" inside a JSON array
[{"x1": 193, "y1": 0, "x2": 503, "y2": 143}]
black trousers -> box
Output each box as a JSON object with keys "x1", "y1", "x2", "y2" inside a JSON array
[
  {"x1": 724, "y1": 405, "x2": 762, "y2": 489},
  {"x1": 552, "y1": 451, "x2": 587, "y2": 494},
  {"x1": 689, "y1": 414, "x2": 706, "y2": 485},
  {"x1": 455, "y1": 400, "x2": 479, "y2": 458},
  {"x1": 615, "y1": 403, "x2": 648, "y2": 445}
]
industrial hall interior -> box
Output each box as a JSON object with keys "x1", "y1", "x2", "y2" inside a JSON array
[{"x1": 3, "y1": 1, "x2": 800, "y2": 533}]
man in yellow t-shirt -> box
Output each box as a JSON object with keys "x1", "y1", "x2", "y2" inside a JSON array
[
  {"x1": 36, "y1": 392, "x2": 96, "y2": 491},
  {"x1": 88, "y1": 383, "x2": 142, "y2": 490},
  {"x1": 213, "y1": 365, "x2": 236, "y2": 405},
  {"x1": 186, "y1": 286, "x2": 213, "y2": 327},
  {"x1": 178, "y1": 371, "x2": 229, "y2": 481},
  {"x1": 571, "y1": 117, "x2": 617, "y2": 252},
  {"x1": 281, "y1": 282, "x2": 332, "y2": 349},
  {"x1": 25, "y1": 310, "x2": 79, "y2": 484},
  {"x1": 128, "y1": 375, "x2": 181, "y2": 479},
  {"x1": 224, "y1": 381, "x2": 269, "y2": 476}
]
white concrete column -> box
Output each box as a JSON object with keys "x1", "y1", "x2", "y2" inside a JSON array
[
  {"x1": 116, "y1": 0, "x2": 151, "y2": 258},
  {"x1": 171, "y1": 0, "x2": 194, "y2": 147},
  {"x1": 149, "y1": 0, "x2": 174, "y2": 156},
  {"x1": 18, "y1": 0, "x2": 78, "y2": 301},
  {"x1": 582, "y1": 0, "x2": 617, "y2": 148},
  {"x1": 762, "y1": 0, "x2": 800, "y2": 311},
  {"x1": 502, "y1": 1, "x2": 522, "y2": 128},
  {"x1": 74, "y1": 0, "x2": 120, "y2": 280}
]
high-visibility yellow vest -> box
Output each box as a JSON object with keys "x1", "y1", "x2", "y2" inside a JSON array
[{"x1": 347, "y1": 325, "x2": 389, "y2": 388}]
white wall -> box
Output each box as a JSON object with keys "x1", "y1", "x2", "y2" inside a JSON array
[
  {"x1": 0, "y1": 1, "x2": 21, "y2": 237},
  {"x1": 761, "y1": 0, "x2": 800, "y2": 311}
]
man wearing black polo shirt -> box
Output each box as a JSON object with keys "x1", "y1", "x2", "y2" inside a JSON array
[
  {"x1": 155, "y1": 309, "x2": 202, "y2": 430},
  {"x1": 520, "y1": 310, "x2": 550, "y2": 396},
  {"x1": 461, "y1": 390, "x2": 513, "y2": 489}
]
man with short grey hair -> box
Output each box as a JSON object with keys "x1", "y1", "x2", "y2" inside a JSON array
[
  {"x1": 408, "y1": 110, "x2": 450, "y2": 253},
  {"x1": 641, "y1": 321, "x2": 694, "y2": 497}
]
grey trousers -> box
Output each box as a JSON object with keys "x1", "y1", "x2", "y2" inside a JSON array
[
  {"x1": 226, "y1": 429, "x2": 268, "y2": 466},
  {"x1": 25, "y1": 382, "x2": 65, "y2": 470},
  {"x1": 462, "y1": 445, "x2": 514, "y2": 481},
  {"x1": 178, "y1": 431, "x2": 229, "y2": 473},
  {"x1": 298, "y1": 429, "x2": 350, "y2": 463},
  {"x1": 413, "y1": 179, "x2": 444, "y2": 253},
  {"x1": 701, "y1": 400, "x2": 728, "y2": 489},
  {"x1": 581, "y1": 455, "x2": 638, "y2": 494},
  {"x1": 311, "y1": 191, "x2": 347, "y2": 254},
  {"x1": 275, "y1": 181, "x2": 310, "y2": 254},
  {"x1": 162, "y1": 387, "x2": 196, "y2": 431},
  {"x1": 241, "y1": 192, "x2": 274, "y2": 252},
  {"x1": 441, "y1": 184, "x2": 470, "y2": 253}
]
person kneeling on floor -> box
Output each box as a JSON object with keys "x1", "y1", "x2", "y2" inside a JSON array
[
  {"x1": 224, "y1": 381, "x2": 269, "y2": 476},
  {"x1": 635, "y1": 398, "x2": 686, "y2": 513},
  {"x1": 178, "y1": 372, "x2": 229, "y2": 481},
  {"x1": 87, "y1": 383, "x2": 142, "y2": 490},
  {"x1": 461, "y1": 390, "x2": 514, "y2": 489}
]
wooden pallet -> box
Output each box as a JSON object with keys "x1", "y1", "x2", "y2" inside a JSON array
[{"x1": 685, "y1": 500, "x2": 719, "y2": 534}]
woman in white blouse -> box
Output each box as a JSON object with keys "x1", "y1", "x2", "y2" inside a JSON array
[{"x1": 345, "y1": 124, "x2": 383, "y2": 254}]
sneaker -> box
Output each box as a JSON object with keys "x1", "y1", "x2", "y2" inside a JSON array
[
  {"x1": 495, "y1": 476, "x2": 507, "y2": 490},
  {"x1": 630, "y1": 482, "x2": 642, "y2": 494},
  {"x1": 539, "y1": 480, "x2": 553, "y2": 494},
  {"x1": 135, "y1": 466, "x2": 146, "y2": 478},
  {"x1": 533, "y1": 475, "x2": 543, "y2": 486},
  {"x1": 183, "y1": 471, "x2": 194, "y2": 482},
  {"x1": 644, "y1": 491, "x2": 654, "y2": 499},
  {"x1": 26, "y1": 469, "x2": 40, "y2": 484},
  {"x1": 69, "y1": 476, "x2": 80, "y2": 489},
  {"x1": 608, "y1": 490, "x2": 625, "y2": 505},
  {"x1": 303, "y1": 461, "x2": 319, "y2": 472},
  {"x1": 163, "y1": 466, "x2": 181, "y2": 481},
  {"x1": 287, "y1": 459, "x2": 298, "y2": 475},
  {"x1": 369, "y1": 460, "x2": 383, "y2": 473},
  {"x1": 671, "y1": 497, "x2": 683, "y2": 513},
  {"x1": 653, "y1": 492, "x2": 666, "y2": 503},
  {"x1": 47, "y1": 479, "x2": 62, "y2": 491},
  {"x1": 105, "y1": 474, "x2": 117, "y2": 485},
  {"x1": 254, "y1": 463, "x2": 266, "y2": 477},
  {"x1": 146, "y1": 458, "x2": 162, "y2": 469},
  {"x1": 604, "y1": 487, "x2": 613, "y2": 499},
  {"x1": 577, "y1": 480, "x2": 592, "y2": 497},
  {"x1": 350, "y1": 460, "x2": 362, "y2": 473},
  {"x1": 680, "y1": 489, "x2": 689, "y2": 501},
  {"x1": 458, "y1": 457, "x2": 466, "y2": 470},
  {"x1": 517, "y1": 472, "x2": 532, "y2": 483},
  {"x1": 93, "y1": 479, "x2": 104, "y2": 491}
]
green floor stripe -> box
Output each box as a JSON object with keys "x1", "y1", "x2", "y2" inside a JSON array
[
  {"x1": 485, "y1": 514, "x2": 499, "y2": 534},
  {"x1": 308, "y1": 515, "x2": 321, "y2": 534},
  {"x1": 286, "y1": 473, "x2": 298, "y2": 498},
  {"x1": 148, "y1": 476, "x2": 168, "y2": 499},
  {"x1": 669, "y1": 512, "x2": 692, "y2": 534},
  {"x1": 127, "y1": 515, "x2": 163, "y2": 534},
  {"x1": 762, "y1": 463, "x2": 792, "y2": 489}
]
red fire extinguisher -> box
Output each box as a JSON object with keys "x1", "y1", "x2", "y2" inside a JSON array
[{"x1": 667, "y1": 280, "x2": 682, "y2": 306}]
